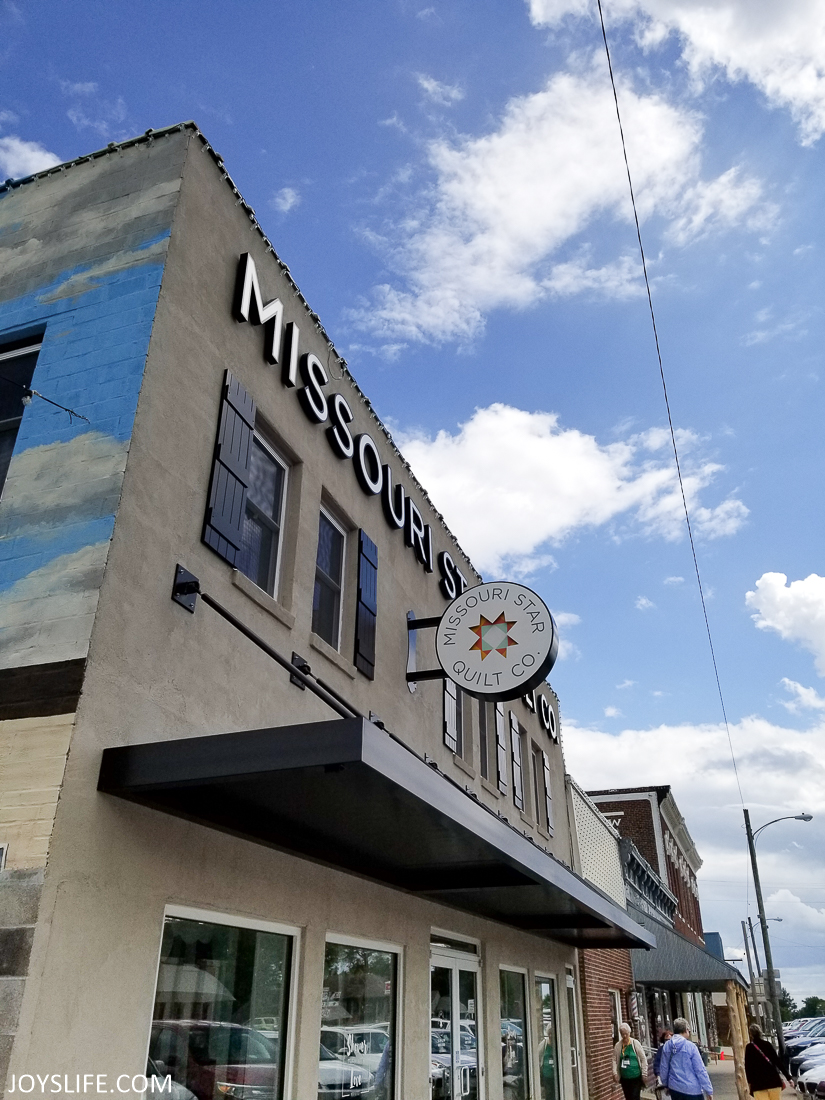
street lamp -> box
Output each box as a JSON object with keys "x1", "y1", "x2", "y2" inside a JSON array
[{"x1": 744, "y1": 809, "x2": 813, "y2": 1061}]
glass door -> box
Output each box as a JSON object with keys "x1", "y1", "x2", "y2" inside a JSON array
[
  {"x1": 565, "y1": 967, "x2": 583, "y2": 1100},
  {"x1": 431, "y1": 950, "x2": 483, "y2": 1100},
  {"x1": 534, "y1": 975, "x2": 561, "y2": 1100}
]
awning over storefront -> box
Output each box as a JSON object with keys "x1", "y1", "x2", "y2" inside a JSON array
[
  {"x1": 98, "y1": 716, "x2": 654, "y2": 950},
  {"x1": 628, "y1": 904, "x2": 747, "y2": 991}
]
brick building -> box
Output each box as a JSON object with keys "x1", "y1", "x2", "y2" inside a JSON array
[{"x1": 589, "y1": 786, "x2": 704, "y2": 945}]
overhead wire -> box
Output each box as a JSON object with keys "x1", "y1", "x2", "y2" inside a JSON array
[
  {"x1": 0, "y1": 371, "x2": 90, "y2": 425},
  {"x1": 594, "y1": 0, "x2": 745, "y2": 807}
]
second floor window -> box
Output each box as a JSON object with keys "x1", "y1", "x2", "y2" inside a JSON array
[
  {"x1": 0, "y1": 335, "x2": 42, "y2": 498},
  {"x1": 237, "y1": 434, "x2": 287, "y2": 595},
  {"x1": 444, "y1": 679, "x2": 464, "y2": 756},
  {"x1": 313, "y1": 508, "x2": 346, "y2": 649}
]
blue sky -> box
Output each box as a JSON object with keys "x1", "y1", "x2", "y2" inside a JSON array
[{"x1": 4, "y1": 0, "x2": 825, "y2": 1002}]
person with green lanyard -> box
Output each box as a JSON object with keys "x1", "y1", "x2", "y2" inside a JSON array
[
  {"x1": 538, "y1": 1022, "x2": 558, "y2": 1100},
  {"x1": 613, "y1": 1022, "x2": 649, "y2": 1100}
]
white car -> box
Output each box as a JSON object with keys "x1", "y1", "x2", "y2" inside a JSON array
[
  {"x1": 318, "y1": 1043, "x2": 374, "y2": 1097},
  {"x1": 320, "y1": 1026, "x2": 389, "y2": 1074},
  {"x1": 797, "y1": 1063, "x2": 825, "y2": 1095}
]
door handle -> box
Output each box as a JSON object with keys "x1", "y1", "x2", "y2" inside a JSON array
[{"x1": 571, "y1": 1047, "x2": 578, "y2": 1068}]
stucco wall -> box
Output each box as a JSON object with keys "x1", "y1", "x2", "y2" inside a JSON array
[{"x1": 5, "y1": 127, "x2": 579, "y2": 1099}]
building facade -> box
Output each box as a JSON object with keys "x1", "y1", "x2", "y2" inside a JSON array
[{"x1": 0, "y1": 124, "x2": 652, "y2": 1100}]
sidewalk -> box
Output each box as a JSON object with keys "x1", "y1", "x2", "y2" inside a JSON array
[{"x1": 707, "y1": 1047, "x2": 800, "y2": 1100}]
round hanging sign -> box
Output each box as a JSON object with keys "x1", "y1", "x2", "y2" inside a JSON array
[{"x1": 435, "y1": 581, "x2": 559, "y2": 701}]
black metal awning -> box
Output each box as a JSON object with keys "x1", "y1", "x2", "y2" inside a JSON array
[
  {"x1": 98, "y1": 717, "x2": 654, "y2": 950},
  {"x1": 629, "y1": 904, "x2": 747, "y2": 991}
]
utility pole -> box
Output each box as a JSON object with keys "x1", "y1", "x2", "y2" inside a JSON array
[
  {"x1": 747, "y1": 917, "x2": 762, "y2": 973},
  {"x1": 744, "y1": 809, "x2": 786, "y2": 1060},
  {"x1": 741, "y1": 920, "x2": 760, "y2": 1019}
]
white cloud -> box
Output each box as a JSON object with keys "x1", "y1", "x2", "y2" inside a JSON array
[
  {"x1": 417, "y1": 74, "x2": 464, "y2": 106},
  {"x1": 604, "y1": 705, "x2": 622, "y2": 718},
  {"x1": 527, "y1": 0, "x2": 825, "y2": 145},
  {"x1": 67, "y1": 96, "x2": 127, "y2": 138},
  {"x1": 60, "y1": 80, "x2": 98, "y2": 96},
  {"x1": 554, "y1": 611, "x2": 581, "y2": 627},
  {"x1": 398, "y1": 404, "x2": 747, "y2": 573},
  {"x1": 746, "y1": 572, "x2": 825, "y2": 675},
  {"x1": 780, "y1": 678, "x2": 825, "y2": 713},
  {"x1": 0, "y1": 136, "x2": 60, "y2": 179},
  {"x1": 272, "y1": 187, "x2": 301, "y2": 214},
  {"x1": 664, "y1": 576, "x2": 684, "y2": 585},
  {"x1": 563, "y1": 711, "x2": 825, "y2": 1001},
  {"x1": 617, "y1": 679, "x2": 636, "y2": 689},
  {"x1": 351, "y1": 63, "x2": 768, "y2": 343},
  {"x1": 635, "y1": 595, "x2": 655, "y2": 610}
]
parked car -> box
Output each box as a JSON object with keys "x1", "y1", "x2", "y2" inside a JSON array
[
  {"x1": 149, "y1": 1020, "x2": 281, "y2": 1100},
  {"x1": 794, "y1": 1052, "x2": 825, "y2": 1082},
  {"x1": 317, "y1": 1042, "x2": 374, "y2": 1097},
  {"x1": 796, "y1": 1063, "x2": 825, "y2": 1094},
  {"x1": 787, "y1": 1023, "x2": 825, "y2": 1060}
]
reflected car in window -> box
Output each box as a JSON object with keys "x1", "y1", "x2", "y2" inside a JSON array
[
  {"x1": 320, "y1": 1026, "x2": 389, "y2": 1074},
  {"x1": 317, "y1": 1042, "x2": 374, "y2": 1097},
  {"x1": 148, "y1": 1021, "x2": 280, "y2": 1100},
  {"x1": 429, "y1": 1029, "x2": 477, "y2": 1100}
]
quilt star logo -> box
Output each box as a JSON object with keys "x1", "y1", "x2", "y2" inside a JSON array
[{"x1": 469, "y1": 612, "x2": 518, "y2": 660}]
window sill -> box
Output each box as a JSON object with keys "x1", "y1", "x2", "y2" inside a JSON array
[
  {"x1": 480, "y1": 777, "x2": 500, "y2": 799},
  {"x1": 519, "y1": 810, "x2": 534, "y2": 827},
  {"x1": 232, "y1": 570, "x2": 295, "y2": 629},
  {"x1": 310, "y1": 632, "x2": 357, "y2": 679},
  {"x1": 452, "y1": 755, "x2": 476, "y2": 780},
  {"x1": 536, "y1": 823, "x2": 553, "y2": 841}
]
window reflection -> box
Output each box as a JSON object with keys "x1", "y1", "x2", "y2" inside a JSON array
[
  {"x1": 148, "y1": 916, "x2": 292, "y2": 1100},
  {"x1": 535, "y1": 976, "x2": 561, "y2": 1100},
  {"x1": 238, "y1": 436, "x2": 286, "y2": 595},
  {"x1": 313, "y1": 511, "x2": 345, "y2": 649},
  {"x1": 500, "y1": 970, "x2": 529, "y2": 1100},
  {"x1": 320, "y1": 942, "x2": 396, "y2": 1099}
]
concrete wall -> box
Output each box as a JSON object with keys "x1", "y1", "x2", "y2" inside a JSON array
[{"x1": 5, "y1": 126, "x2": 580, "y2": 1099}]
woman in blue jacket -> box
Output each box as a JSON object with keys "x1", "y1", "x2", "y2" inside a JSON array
[{"x1": 659, "y1": 1018, "x2": 714, "y2": 1100}]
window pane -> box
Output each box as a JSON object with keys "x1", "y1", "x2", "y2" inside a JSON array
[
  {"x1": 247, "y1": 438, "x2": 285, "y2": 521},
  {"x1": 239, "y1": 509, "x2": 275, "y2": 591},
  {"x1": 478, "y1": 702, "x2": 489, "y2": 781},
  {"x1": 313, "y1": 575, "x2": 341, "y2": 648},
  {"x1": 316, "y1": 513, "x2": 343, "y2": 583},
  {"x1": 534, "y1": 977, "x2": 560, "y2": 1100},
  {"x1": 500, "y1": 971, "x2": 529, "y2": 1100},
  {"x1": 149, "y1": 916, "x2": 292, "y2": 1100},
  {"x1": 321, "y1": 942, "x2": 397, "y2": 1099}
]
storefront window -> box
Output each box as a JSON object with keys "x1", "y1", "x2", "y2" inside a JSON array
[
  {"x1": 534, "y1": 976, "x2": 560, "y2": 1100},
  {"x1": 320, "y1": 941, "x2": 397, "y2": 1100},
  {"x1": 149, "y1": 914, "x2": 293, "y2": 1100},
  {"x1": 500, "y1": 969, "x2": 529, "y2": 1100}
]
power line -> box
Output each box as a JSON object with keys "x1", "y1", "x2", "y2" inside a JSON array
[{"x1": 595, "y1": 0, "x2": 744, "y2": 806}]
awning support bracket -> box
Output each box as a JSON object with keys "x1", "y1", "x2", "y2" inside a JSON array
[{"x1": 171, "y1": 564, "x2": 363, "y2": 722}]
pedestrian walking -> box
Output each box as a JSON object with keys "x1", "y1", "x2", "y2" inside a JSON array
[
  {"x1": 744, "y1": 1024, "x2": 785, "y2": 1100},
  {"x1": 658, "y1": 1018, "x2": 714, "y2": 1100},
  {"x1": 613, "y1": 1022, "x2": 649, "y2": 1100},
  {"x1": 653, "y1": 1030, "x2": 674, "y2": 1078}
]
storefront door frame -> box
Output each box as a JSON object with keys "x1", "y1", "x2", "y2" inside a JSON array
[{"x1": 431, "y1": 945, "x2": 485, "y2": 1100}]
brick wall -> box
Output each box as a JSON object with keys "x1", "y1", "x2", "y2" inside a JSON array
[
  {"x1": 579, "y1": 949, "x2": 636, "y2": 1100},
  {"x1": 590, "y1": 797, "x2": 660, "y2": 873}
]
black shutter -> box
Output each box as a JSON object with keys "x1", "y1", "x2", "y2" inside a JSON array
[
  {"x1": 202, "y1": 370, "x2": 256, "y2": 566},
  {"x1": 542, "y1": 750, "x2": 554, "y2": 831},
  {"x1": 354, "y1": 530, "x2": 378, "y2": 679},
  {"x1": 443, "y1": 679, "x2": 458, "y2": 753},
  {"x1": 495, "y1": 703, "x2": 508, "y2": 794},
  {"x1": 510, "y1": 711, "x2": 525, "y2": 811}
]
